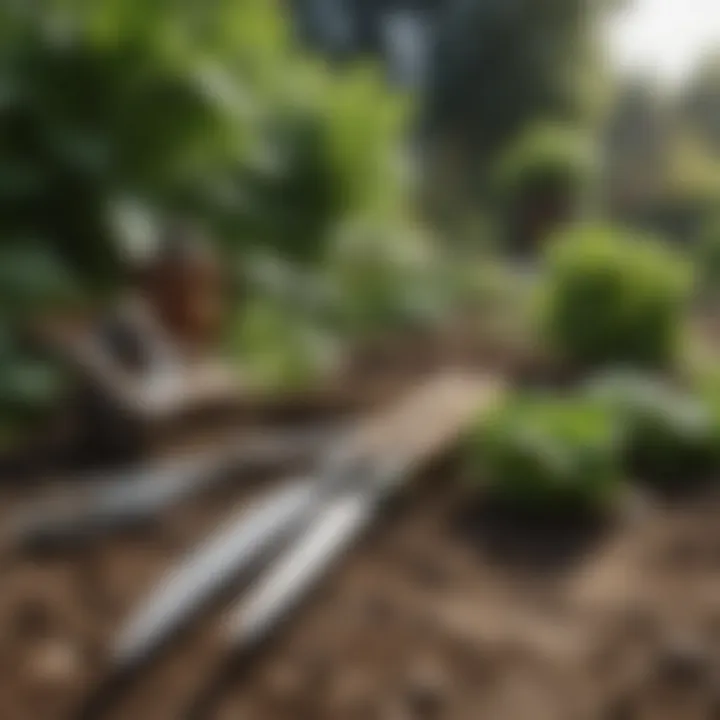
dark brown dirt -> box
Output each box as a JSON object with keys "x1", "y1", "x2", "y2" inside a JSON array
[
  {"x1": 2, "y1": 455, "x2": 720, "y2": 720},
  {"x1": 1, "y1": 322, "x2": 719, "y2": 720}
]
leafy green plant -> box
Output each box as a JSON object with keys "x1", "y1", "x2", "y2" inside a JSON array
[
  {"x1": 0, "y1": 243, "x2": 81, "y2": 319},
  {"x1": 0, "y1": 7, "x2": 251, "y2": 289},
  {"x1": 493, "y1": 123, "x2": 598, "y2": 250},
  {"x1": 696, "y1": 214, "x2": 720, "y2": 296},
  {"x1": 541, "y1": 224, "x2": 691, "y2": 370},
  {"x1": 322, "y1": 217, "x2": 450, "y2": 337},
  {"x1": 0, "y1": 326, "x2": 67, "y2": 452},
  {"x1": 0, "y1": 0, "x2": 414, "y2": 446},
  {"x1": 0, "y1": 1, "x2": 411, "y2": 286},
  {"x1": 586, "y1": 371, "x2": 720, "y2": 491},
  {"x1": 467, "y1": 395, "x2": 622, "y2": 514},
  {"x1": 226, "y1": 299, "x2": 342, "y2": 393},
  {"x1": 494, "y1": 123, "x2": 596, "y2": 209},
  {"x1": 0, "y1": 244, "x2": 79, "y2": 449}
]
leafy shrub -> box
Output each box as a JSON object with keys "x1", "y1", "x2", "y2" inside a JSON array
[
  {"x1": 0, "y1": 243, "x2": 81, "y2": 320},
  {"x1": 239, "y1": 63, "x2": 408, "y2": 265},
  {"x1": 586, "y1": 371, "x2": 720, "y2": 491},
  {"x1": 0, "y1": 7, "x2": 248, "y2": 289},
  {"x1": 0, "y1": 244, "x2": 79, "y2": 447},
  {"x1": 0, "y1": 326, "x2": 67, "y2": 451},
  {"x1": 494, "y1": 123, "x2": 596, "y2": 205},
  {"x1": 0, "y1": 1, "x2": 410, "y2": 287},
  {"x1": 241, "y1": 216, "x2": 457, "y2": 351},
  {"x1": 493, "y1": 123, "x2": 597, "y2": 249},
  {"x1": 226, "y1": 299, "x2": 341, "y2": 393},
  {"x1": 541, "y1": 224, "x2": 691, "y2": 370},
  {"x1": 467, "y1": 395, "x2": 622, "y2": 514},
  {"x1": 696, "y1": 214, "x2": 720, "y2": 295},
  {"x1": 322, "y1": 217, "x2": 451, "y2": 337}
]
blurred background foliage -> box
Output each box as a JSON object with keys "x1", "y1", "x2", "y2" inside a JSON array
[
  {"x1": 0, "y1": 0, "x2": 411, "y2": 288},
  {"x1": 1, "y1": 0, "x2": 719, "y2": 452},
  {"x1": 422, "y1": 0, "x2": 608, "y2": 218},
  {"x1": 0, "y1": 0, "x2": 417, "y2": 423},
  {"x1": 602, "y1": 64, "x2": 720, "y2": 242},
  {"x1": 492, "y1": 122, "x2": 599, "y2": 252}
]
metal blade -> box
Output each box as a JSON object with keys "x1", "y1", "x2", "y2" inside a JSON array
[
  {"x1": 112, "y1": 476, "x2": 319, "y2": 672},
  {"x1": 228, "y1": 491, "x2": 372, "y2": 652},
  {"x1": 5, "y1": 425, "x2": 339, "y2": 550}
]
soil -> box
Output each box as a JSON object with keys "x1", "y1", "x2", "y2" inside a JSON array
[
  {"x1": 1, "y1": 329, "x2": 720, "y2": 720},
  {"x1": 2, "y1": 442, "x2": 720, "y2": 720}
]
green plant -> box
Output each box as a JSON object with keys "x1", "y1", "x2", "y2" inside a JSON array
[
  {"x1": 0, "y1": 1, "x2": 411, "y2": 287},
  {"x1": 0, "y1": 243, "x2": 81, "y2": 320},
  {"x1": 467, "y1": 395, "x2": 622, "y2": 513},
  {"x1": 0, "y1": 326, "x2": 67, "y2": 451},
  {"x1": 323, "y1": 217, "x2": 450, "y2": 337},
  {"x1": 238, "y1": 62, "x2": 409, "y2": 265},
  {"x1": 586, "y1": 371, "x2": 720, "y2": 491},
  {"x1": 696, "y1": 214, "x2": 720, "y2": 295},
  {"x1": 541, "y1": 224, "x2": 691, "y2": 370},
  {"x1": 494, "y1": 123, "x2": 596, "y2": 204},
  {"x1": 226, "y1": 299, "x2": 341, "y2": 393},
  {"x1": 0, "y1": 244, "x2": 79, "y2": 448},
  {"x1": 493, "y1": 123, "x2": 598, "y2": 249},
  {"x1": 0, "y1": 6, "x2": 251, "y2": 289}
]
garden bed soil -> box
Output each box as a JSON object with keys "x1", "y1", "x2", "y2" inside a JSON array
[
  {"x1": 2, "y1": 326, "x2": 720, "y2": 720},
  {"x1": 2, "y1": 454, "x2": 720, "y2": 720}
]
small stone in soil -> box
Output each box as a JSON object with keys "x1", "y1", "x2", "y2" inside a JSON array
[
  {"x1": 326, "y1": 671, "x2": 376, "y2": 716},
  {"x1": 655, "y1": 635, "x2": 715, "y2": 686},
  {"x1": 362, "y1": 594, "x2": 396, "y2": 624},
  {"x1": 13, "y1": 600, "x2": 53, "y2": 640},
  {"x1": 265, "y1": 663, "x2": 306, "y2": 700},
  {"x1": 612, "y1": 604, "x2": 660, "y2": 647},
  {"x1": 404, "y1": 660, "x2": 449, "y2": 718},
  {"x1": 292, "y1": 648, "x2": 330, "y2": 690},
  {"x1": 407, "y1": 555, "x2": 452, "y2": 590},
  {"x1": 27, "y1": 639, "x2": 82, "y2": 688},
  {"x1": 603, "y1": 690, "x2": 637, "y2": 720},
  {"x1": 710, "y1": 690, "x2": 720, "y2": 720}
]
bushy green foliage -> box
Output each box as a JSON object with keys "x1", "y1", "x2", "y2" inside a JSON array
[
  {"x1": 239, "y1": 216, "x2": 465, "y2": 358},
  {"x1": 0, "y1": 244, "x2": 81, "y2": 319},
  {"x1": 0, "y1": 0, "x2": 409, "y2": 285},
  {"x1": 239, "y1": 62, "x2": 409, "y2": 265},
  {"x1": 587, "y1": 371, "x2": 720, "y2": 490},
  {"x1": 0, "y1": 2, "x2": 251, "y2": 288},
  {"x1": 467, "y1": 395, "x2": 621, "y2": 513},
  {"x1": 323, "y1": 217, "x2": 451, "y2": 337},
  {"x1": 492, "y1": 123, "x2": 598, "y2": 250},
  {"x1": 0, "y1": 244, "x2": 80, "y2": 445},
  {"x1": 0, "y1": 328, "x2": 67, "y2": 451},
  {"x1": 0, "y1": 0, "x2": 412, "y2": 445},
  {"x1": 494, "y1": 123, "x2": 596, "y2": 204},
  {"x1": 226, "y1": 299, "x2": 341, "y2": 393},
  {"x1": 541, "y1": 224, "x2": 691, "y2": 370},
  {"x1": 696, "y1": 215, "x2": 720, "y2": 295},
  {"x1": 425, "y1": 0, "x2": 608, "y2": 202}
]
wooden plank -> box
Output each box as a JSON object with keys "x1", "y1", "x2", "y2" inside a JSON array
[{"x1": 330, "y1": 372, "x2": 503, "y2": 479}]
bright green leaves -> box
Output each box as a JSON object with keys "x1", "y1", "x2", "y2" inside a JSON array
[{"x1": 541, "y1": 224, "x2": 691, "y2": 370}]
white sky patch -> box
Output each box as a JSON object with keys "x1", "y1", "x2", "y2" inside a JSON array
[{"x1": 607, "y1": 0, "x2": 720, "y2": 86}]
